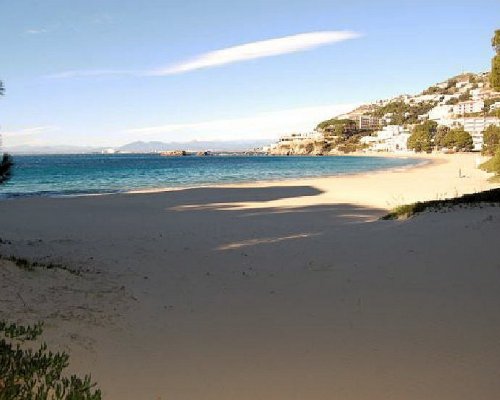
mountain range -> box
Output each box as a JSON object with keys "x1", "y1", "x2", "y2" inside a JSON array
[{"x1": 4, "y1": 139, "x2": 271, "y2": 154}]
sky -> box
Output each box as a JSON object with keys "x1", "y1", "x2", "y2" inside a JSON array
[{"x1": 1, "y1": 0, "x2": 499, "y2": 148}]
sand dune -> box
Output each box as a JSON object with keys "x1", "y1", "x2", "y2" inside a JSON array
[{"x1": 1, "y1": 153, "x2": 499, "y2": 400}]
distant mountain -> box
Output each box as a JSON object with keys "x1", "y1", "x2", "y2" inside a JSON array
[
  {"x1": 3, "y1": 139, "x2": 272, "y2": 155},
  {"x1": 118, "y1": 140, "x2": 271, "y2": 152}
]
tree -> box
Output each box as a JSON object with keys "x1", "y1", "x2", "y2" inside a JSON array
[
  {"x1": 491, "y1": 29, "x2": 500, "y2": 91},
  {"x1": 440, "y1": 128, "x2": 473, "y2": 151},
  {"x1": 0, "y1": 79, "x2": 13, "y2": 184},
  {"x1": 407, "y1": 120, "x2": 438, "y2": 153},
  {"x1": 0, "y1": 153, "x2": 13, "y2": 184},
  {"x1": 316, "y1": 118, "x2": 357, "y2": 140},
  {"x1": 482, "y1": 124, "x2": 500, "y2": 156},
  {"x1": 434, "y1": 125, "x2": 450, "y2": 149}
]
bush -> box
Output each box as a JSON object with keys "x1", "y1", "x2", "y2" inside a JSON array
[
  {"x1": 382, "y1": 188, "x2": 500, "y2": 219},
  {"x1": 440, "y1": 128, "x2": 474, "y2": 151},
  {"x1": 407, "y1": 121, "x2": 437, "y2": 152},
  {"x1": 0, "y1": 321, "x2": 101, "y2": 399},
  {"x1": 482, "y1": 125, "x2": 500, "y2": 156},
  {"x1": 480, "y1": 150, "x2": 500, "y2": 177},
  {"x1": 0, "y1": 154, "x2": 13, "y2": 184}
]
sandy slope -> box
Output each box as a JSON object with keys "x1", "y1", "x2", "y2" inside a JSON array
[{"x1": 1, "y1": 153, "x2": 499, "y2": 400}]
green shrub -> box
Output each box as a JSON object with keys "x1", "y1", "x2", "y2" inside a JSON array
[
  {"x1": 482, "y1": 125, "x2": 500, "y2": 156},
  {"x1": 0, "y1": 321, "x2": 101, "y2": 399},
  {"x1": 382, "y1": 188, "x2": 500, "y2": 219},
  {"x1": 439, "y1": 128, "x2": 474, "y2": 151},
  {"x1": 480, "y1": 150, "x2": 500, "y2": 176}
]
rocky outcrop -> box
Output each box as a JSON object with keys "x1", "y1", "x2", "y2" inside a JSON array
[
  {"x1": 160, "y1": 150, "x2": 187, "y2": 156},
  {"x1": 268, "y1": 140, "x2": 328, "y2": 156}
]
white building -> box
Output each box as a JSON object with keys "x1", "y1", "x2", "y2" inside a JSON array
[
  {"x1": 454, "y1": 117, "x2": 500, "y2": 151},
  {"x1": 102, "y1": 148, "x2": 116, "y2": 154},
  {"x1": 355, "y1": 115, "x2": 380, "y2": 130},
  {"x1": 428, "y1": 105, "x2": 453, "y2": 121},
  {"x1": 452, "y1": 100, "x2": 484, "y2": 115},
  {"x1": 361, "y1": 125, "x2": 411, "y2": 152},
  {"x1": 470, "y1": 88, "x2": 486, "y2": 100}
]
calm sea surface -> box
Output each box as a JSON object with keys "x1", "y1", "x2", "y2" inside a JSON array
[{"x1": 0, "y1": 154, "x2": 421, "y2": 198}]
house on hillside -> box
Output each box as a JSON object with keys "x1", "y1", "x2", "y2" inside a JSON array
[
  {"x1": 360, "y1": 125, "x2": 411, "y2": 152},
  {"x1": 452, "y1": 100, "x2": 484, "y2": 115}
]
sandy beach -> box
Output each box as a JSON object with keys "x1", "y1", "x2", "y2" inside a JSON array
[{"x1": 1, "y1": 152, "x2": 500, "y2": 400}]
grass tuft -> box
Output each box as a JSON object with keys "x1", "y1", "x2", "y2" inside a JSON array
[
  {"x1": 381, "y1": 188, "x2": 500, "y2": 220},
  {"x1": 0, "y1": 255, "x2": 81, "y2": 276}
]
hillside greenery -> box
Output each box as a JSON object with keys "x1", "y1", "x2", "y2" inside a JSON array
[
  {"x1": 482, "y1": 125, "x2": 500, "y2": 156},
  {"x1": 367, "y1": 100, "x2": 436, "y2": 125},
  {"x1": 314, "y1": 118, "x2": 373, "y2": 153},
  {"x1": 316, "y1": 119, "x2": 356, "y2": 136},
  {"x1": 492, "y1": 29, "x2": 500, "y2": 91}
]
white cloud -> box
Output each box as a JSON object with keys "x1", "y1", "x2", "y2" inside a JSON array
[
  {"x1": 25, "y1": 28, "x2": 48, "y2": 35},
  {"x1": 48, "y1": 30, "x2": 361, "y2": 78},
  {"x1": 124, "y1": 103, "x2": 358, "y2": 142},
  {"x1": 150, "y1": 31, "x2": 361, "y2": 75},
  {"x1": 1, "y1": 126, "x2": 59, "y2": 146}
]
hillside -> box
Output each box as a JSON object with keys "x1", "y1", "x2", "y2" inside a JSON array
[{"x1": 267, "y1": 70, "x2": 499, "y2": 156}]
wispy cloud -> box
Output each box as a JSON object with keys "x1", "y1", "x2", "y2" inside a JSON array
[
  {"x1": 1, "y1": 126, "x2": 59, "y2": 147},
  {"x1": 151, "y1": 30, "x2": 361, "y2": 75},
  {"x1": 48, "y1": 30, "x2": 361, "y2": 79},
  {"x1": 124, "y1": 103, "x2": 358, "y2": 141},
  {"x1": 25, "y1": 28, "x2": 48, "y2": 35}
]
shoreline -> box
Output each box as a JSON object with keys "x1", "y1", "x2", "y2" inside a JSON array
[
  {"x1": 1, "y1": 153, "x2": 430, "y2": 201},
  {"x1": 130, "y1": 152, "x2": 495, "y2": 210}
]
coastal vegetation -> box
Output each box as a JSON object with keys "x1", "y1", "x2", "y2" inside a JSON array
[
  {"x1": 0, "y1": 320, "x2": 101, "y2": 399},
  {"x1": 316, "y1": 118, "x2": 356, "y2": 135},
  {"x1": 382, "y1": 188, "x2": 500, "y2": 219},
  {"x1": 0, "y1": 79, "x2": 100, "y2": 399},
  {"x1": 0, "y1": 154, "x2": 13, "y2": 184},
  {"x1": 491, "y1": 29, "x2": 500, "y2": 91},
  {"x1": 407, "y1": 120, "x2": 436, "y2": 152},
  {"x1": 0, "y1": 81, "x2": 13, "y2": 184},
  {"x1": 435, "y1": 127, "x2": 474, "y2": 151},
  {"x1": 406, "y1": 121, "x2": 474, "y2": 153},
  {"x1": 482, "y1": 125, "x2": 500, "y2": 156},
  {"x1": 0, "y1": 254, "x2": 81, "y2": 276},
  {"x1": 480, "y1": 150, "x2": 500, "y2": 180}
]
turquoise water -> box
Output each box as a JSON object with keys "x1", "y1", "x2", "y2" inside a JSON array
[{"x1": 0, "y1": 154, "x2": 420, "y2": 198}]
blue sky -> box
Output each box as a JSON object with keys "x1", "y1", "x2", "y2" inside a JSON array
[{"x1": 1, "y1": 0, "x2": 499, "y2": 148}]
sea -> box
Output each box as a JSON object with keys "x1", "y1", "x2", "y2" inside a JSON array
[{"x1": 0, "y1": 154, "x2": 421, "y2": 199}]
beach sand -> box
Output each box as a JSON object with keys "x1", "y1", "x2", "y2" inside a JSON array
[{"x1": 1, "y1": 152, "x2": 500, "y2": 400}]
